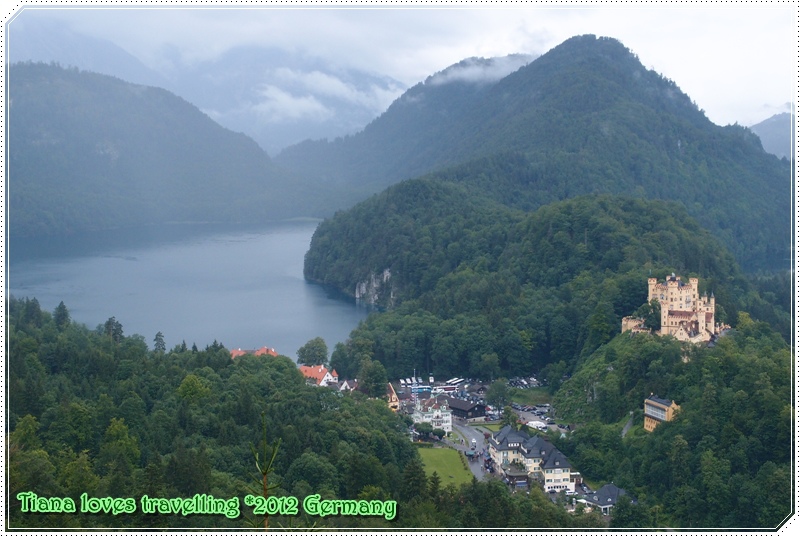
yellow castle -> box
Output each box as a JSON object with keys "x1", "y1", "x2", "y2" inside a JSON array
[{"x1": 622, "y1": 274, "x2": 729, "y2": 344}]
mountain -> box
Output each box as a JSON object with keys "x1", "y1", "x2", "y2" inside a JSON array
[
  {"x1": 7, "y1": 15, "x2": 406, "y2": 155},
  {"x1": 275, "y1": 53, "x2": 535, "y2": 191},
  {"x1": 7, "y1": 15, "x2": 169, "y2": 88},
  {"x1": 749, "y1": 112, "x2": 793, "y2": 160},
  {"x1": 308, "y1": 183, "x2": 790, "y2": 377},
  {"x1": 286, "y1": 35, "x2": 791, "y2": 271},
  {"x1": 7, "y1": 62, "x2": 321, "y2": 239},
  {"x1": 159, "y1": 45, "x2": 406, "y2": 155}
]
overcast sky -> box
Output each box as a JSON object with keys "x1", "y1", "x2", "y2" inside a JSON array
[{"x1": 5, "y1": 2, "x2": 796, "y2": 126}]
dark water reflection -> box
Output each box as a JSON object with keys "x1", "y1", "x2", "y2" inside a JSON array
[{"x1": 7, "y1": 221, "x2": 369, "y2": 358}]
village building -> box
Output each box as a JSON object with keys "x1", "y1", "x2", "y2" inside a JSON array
[
  {"x1": 643, "y1": 394, "x2": 681, "y2": 432},
  {"x1": 622, "y1": 273, "x2": 729, "y2": 344},
  {"x1": 488, "y1": 425, "x2": 579, "y2": 493},
  {"x1": 298, "y1": 365, "x2": 339, "y2": 387},
  {"x1": 230, "y1": 346, "x2": 278, "y2": 359},
  {"x1": 444, "y1": 397, "x2": 486, "y2": 422},
  {"x1": 584, "y1": 483, "x2": 631, "y2": 515},
  {"x1": 387, "y1": 382, "x2": 400, "y2": 412},
  {"x1": 412, "y1": 397, "x2": 452, "y2": 433}
]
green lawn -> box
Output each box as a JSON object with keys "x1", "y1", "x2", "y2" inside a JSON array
[
  {"x1": 510, "y1": 387, "x2": 551, "y2": 406},
  {"x1": 416, "y1": 446, "x2": 475, "y2": 488}
]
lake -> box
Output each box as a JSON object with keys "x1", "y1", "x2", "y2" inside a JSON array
[{"x1": 6, "y1": 221, "x2": 369, "y2": 359}]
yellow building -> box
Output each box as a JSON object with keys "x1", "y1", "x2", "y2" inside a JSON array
[
  {"x1": 387, "y1": 383, "x2": 400, "y2": 412},
  {"x1": 622, "y1": 273, "x2": 729, "y2": 344},
  {"x1": 643, "y1": 394, "x2": 680, "y2": 432}
]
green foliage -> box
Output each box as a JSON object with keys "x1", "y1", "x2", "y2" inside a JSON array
[
  {"x1": 485, "y1": 380, "x2": 510, "y2": 408},
  {"x1": 6, "y1": 298, "x2": 423, "y2": 529},
  {"x1": 552, "y1": 322, "x2": 790, "y2": 528},
  {"x1": 296, "y1": 337, "x2": 329, "y2": 366},
  {"x1": 310, "y1": 191, "x2": 788, "y2": 386},
  {"x1": 285, "y1": 35, "x2": 790, "y2": 272}
]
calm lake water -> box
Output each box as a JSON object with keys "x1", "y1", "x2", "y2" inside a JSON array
[{"x1": 7, "y1": 221, "x2": 369, "y2": 359}]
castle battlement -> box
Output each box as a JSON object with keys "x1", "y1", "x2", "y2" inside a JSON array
[{"x1": 627, "y1": 274, "x2": 727, "y2": 344}]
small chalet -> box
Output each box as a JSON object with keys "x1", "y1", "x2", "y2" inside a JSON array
[
  {"x1": 585, "y1": 483, "x2": 630, "y2": 515},
  {"x1": 337, "y1": 379, "x2": 359, "y2": 393},
  {"x1": 230, "y1": 346, "x2": 278, "y2": 359},
  {"x1": 299, "y1": 365, "x2": 339, "y2": 387},
  {"x1": 387, "y1": 383, "x2": 400, "y2": 412}
]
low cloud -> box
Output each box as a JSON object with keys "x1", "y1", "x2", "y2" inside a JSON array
[
  {"x1": 426, "y1": 54, "x2": 536, "y2": 86},
  {"x1": 270, "y1": 68, "x2": 404, "y2": 114},
  {"x1": 252, "y1": 85, "x2": 333, "y2": 123}
]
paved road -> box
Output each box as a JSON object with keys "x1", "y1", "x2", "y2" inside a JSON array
[{"x1": 451, "y1": 421, "x2": 491, "y2": 480}]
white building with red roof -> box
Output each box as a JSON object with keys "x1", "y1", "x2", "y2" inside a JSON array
[{"x1": 298, "y1": 365, "x2": 339, "y2": 387}]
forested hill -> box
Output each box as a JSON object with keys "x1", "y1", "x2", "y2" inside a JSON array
[
  {"x1": 306, "y1": 187, "x2": 791, "y2": 379},
  {"x1": 8, "y1": 62, "x2": 324, "y2": 238},
  {"x1": 282, "y1": 35, "x2": 790, "y2": 271}
]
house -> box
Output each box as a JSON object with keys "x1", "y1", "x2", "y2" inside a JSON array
[
  {"x1": 444, "y1": 397, "x2": 486, "y2": 422},
  {"x1": 584, "y1": 483, "x2": 629, "y2": 515},
  {"x1": 412, "y1": 397, "x2": 452, "y2": 433},
  {"x1": 488, "y1": 425, "x2": 578, "y2": 493},
  {"x1": 299, "y1": 365, "x2": 339, "y2": 387},
  {"x1": 230, "y1": 346, "x2": 279, "y2": 359},
  {"x1": 622, "y1": 274, "x2": 729, "y2": 344},
  {"x1": 387, "y1": 383, "x2": 400, "y2": 412},
  {"x1": 643, "y1": 394, "x2": 680, "y2": 432},
  {"x1": 337, "y1": 379, "x2": 359, "y2": 393}
]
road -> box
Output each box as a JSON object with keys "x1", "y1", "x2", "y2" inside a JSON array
[{"x1": 451, "y1": 421, "x2": 491, "y2": 480}]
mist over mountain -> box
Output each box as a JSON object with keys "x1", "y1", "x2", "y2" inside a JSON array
[
  {"x1": 7, "y1": 15, "x2": 169, "y2": 88},
  {"x1": 284, "y1": 35, "x2": 791, "y2": 271},
  {"x1": 161, "y1": 45, "x2": 406, "y2": 155},
  {"x1": 7, "y1": 14, "x2": 406, "y2": 155},
  {"x1": 749, "y1": 111, "x2": 793, "y2": 160},
  {"x1": 7, "y1": 62, "x2": 321, "y2": 238}
]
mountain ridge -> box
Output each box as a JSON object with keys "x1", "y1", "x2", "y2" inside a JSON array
[{"x1": 288, "y1": 35, "x2": 790, "y2": 271}]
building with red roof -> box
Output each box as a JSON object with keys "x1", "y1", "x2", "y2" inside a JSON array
[
  {"x1": 298, "y1": 365, "x2": 339, "y2": 387},
  {"x1": 230, "y1": 346, "x2": 279, "y2": 359}
]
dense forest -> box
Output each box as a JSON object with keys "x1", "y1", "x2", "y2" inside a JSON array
[
  {"x1": 303, "y1": 188, "x2": 792, "y2": 528},
  {"x1": 7, "y1": 297, "x2": 610, "y2": 529},
  {"x1": 307, "y1": 189, "x2": 791, "y2": 384},
  {"x1": 282, "y1": 35, "x2": 791, "y2": 271},
  {"x1": 552, "y1": 320, "x2": 791, "y2": 528}
]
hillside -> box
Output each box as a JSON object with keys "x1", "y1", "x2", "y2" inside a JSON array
[
  {"x1": 283, "y1": 35, "x2": 791, "y2": 271},
  {"x1": 307, "y1": 186, "x2": 790, "y2": 382},
  {"x1": 749, "y1": 112, "x2": 793, "y2": 160},
  {"x1": 7, "y1": 62, "x2": 324, "y2": 239}
]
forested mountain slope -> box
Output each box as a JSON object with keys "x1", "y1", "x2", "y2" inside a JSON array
[
  {"x1": 749, "y1": 112, "x2": 793, "y2": 160},
  {"x1": 6, "y1": 297, "x2": 606, "y2": 529},
  {"x1": 284, "y1": 35, "x2": 791, "y2": 270},
  {"x1": 8, "y1": 62, "x2": 323, "y2": 238},
  {"x1": 307, "y1": 187, "x2": 790, "y2": 382}
]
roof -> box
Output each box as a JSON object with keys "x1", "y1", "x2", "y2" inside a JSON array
[
  {"x1": 230, "y1": 346, "x2": 278, "y2": 359},
  {"x1": 444, "y1": 397, "x2": 482, "y2": 412},
  {"x1": 587, "y1": 484, "x2": 627, "y2": 508},
  {"x1": 299, "y1": 365, "x2": 338, "y2": 385},
  {"x1": 646, "y1": 394, "x2": 674, "y2": 407},
  {"x1": 491, "y1": 424, "x2": 530, "y2": 449}
]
